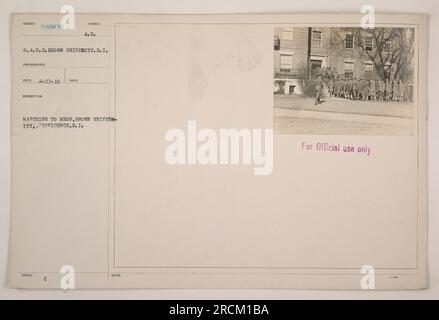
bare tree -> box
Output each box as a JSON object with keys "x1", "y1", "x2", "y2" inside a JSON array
[{"x1": 332, "y1": 28, "x2": 414, "y2": 82}]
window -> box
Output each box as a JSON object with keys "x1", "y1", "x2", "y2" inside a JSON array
[
  {"x1": 365, "y1": 37, "x2": 373, "y2": 51},
  {"x1": 312, "y1": 30, "x2": 322, "y2": 47},
  {"x1": 383, "y1": 40, "x2": 391, "y2": 53},
  {"x1": 364, "y1": 62, "x2": 374, "y2": 78},
  {"x1": 281, "y1": 28, "x2": 294, "y2": 40},
  {"x1": 344, "y1": 61, "x2": 354, "y2": 78},
  {"x1": 280, "y1": 54, "x2": 293, "y2": 72},
  {"x1": 345, "y1": 33, "x2": 354, "y2": 49}
]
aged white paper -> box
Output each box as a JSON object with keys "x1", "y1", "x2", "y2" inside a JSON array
[{"x1": 8, "y1": 13, "x2": 428, "y2": 289}]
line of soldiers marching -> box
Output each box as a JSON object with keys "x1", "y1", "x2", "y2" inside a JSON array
[{"x1": 328, "y1": 77, "x2": 410, "y2": 102}]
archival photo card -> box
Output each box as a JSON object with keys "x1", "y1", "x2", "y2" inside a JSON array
[{"x1": 8, "y1": 13, "x2": 428, "y2": 290}]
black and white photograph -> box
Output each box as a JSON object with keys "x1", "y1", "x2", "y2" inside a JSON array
[{"x1": 273, "y1": 27, "x2": 416, "y2": 135}]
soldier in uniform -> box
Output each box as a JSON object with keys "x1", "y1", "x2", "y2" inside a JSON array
[
  {"x1": 334, "y1": 79, "x2": 340, "y2": 97},
  {"x1": 329, "y1": 78, "x2": 334, "y2": 97},
  {"x1": 363, "y1": 79, "x2": 370, "y2": 101},
  {"x1": 362, "y1": 79, "x2": 369, "y2": 101},
  {"x1": 339, "y1": 78, "x2": 344, "y2": 98},
  {"x1": 319, "y1": 66, "x2": 327, "y2": 79},
  {"x1": 347, "y1": 78, "x2": 353, "y2": 99},
  {"x1": 377, "y1": 80, "x2": 385, "y2": 101},
  {"x1": 358, "y1": 79, "x2": 364, "y2": 100},
  {"x1": 356, "y1": 79, "x2": 362, "y2": 100},
  {"x1": 369, "y1": 79, "x2": 376, "y2": 101},
  {"x1": 398, "y1": 80, "x2": 405, "y2": 102},
  {"x1": 314, "y1": 75, "x2": 324, "y2": 105},
  {"x1": 351, "y1": 78, "x2": 358, "y2": 100},
  {"x1": 385, "y1": 79, "x2": 392, "y2": 101},
  {"x1": 340, "y1": 78, "x2": 346, "y2": 98},
  {"x1": 392, "y1": 80, "x2": 399, "y2": 101},
  {"x1": 404, "y1": 82, "x2": 411, "y2": 102},
  {"x1": 344, "y1": 78, "x2": 350, "y2": 99}
]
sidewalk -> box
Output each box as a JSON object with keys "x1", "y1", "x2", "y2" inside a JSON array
[
  {"x1": 274, "y1": 95, "x2": 414, "y2": 119},
  {"x1": 273, "y1": 95, "x2": 414, "y2": 135}
]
